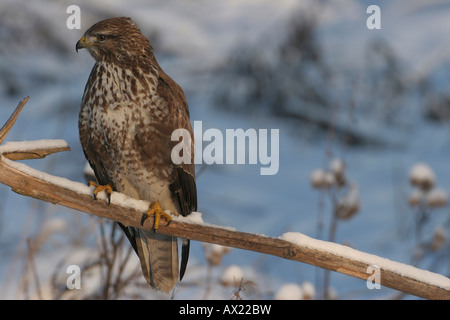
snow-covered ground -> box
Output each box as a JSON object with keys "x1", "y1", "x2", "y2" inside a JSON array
[{"x1": 0, "y1": 0, "x2": 450, "y2": 299}]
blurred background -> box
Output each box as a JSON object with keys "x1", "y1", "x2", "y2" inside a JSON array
[{"x1": 0, "y1": 0, "x2": 450, "y2": 299}]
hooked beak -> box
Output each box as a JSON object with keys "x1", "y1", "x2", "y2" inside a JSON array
[{"x1": 76, "y1": 36, "x2": 88, "y2": 53}]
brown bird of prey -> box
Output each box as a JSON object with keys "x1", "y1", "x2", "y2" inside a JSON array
[{"x1": 76, "y1": 17, "x2": 197, "y2": 293}]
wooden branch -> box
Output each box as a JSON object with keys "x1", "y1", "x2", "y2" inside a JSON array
[{"x1": 0, "y1": 98, "x2": 449, "y2": 300}]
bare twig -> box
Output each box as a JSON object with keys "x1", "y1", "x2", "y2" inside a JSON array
[{"x1": 0, "y1": 96, "x2": 29, "y2": 144}]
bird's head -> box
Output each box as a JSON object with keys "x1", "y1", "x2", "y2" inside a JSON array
[{"x1": 76, "y1": 17, "x2": 153, "y2": 64}]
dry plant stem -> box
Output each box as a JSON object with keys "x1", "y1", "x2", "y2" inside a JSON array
[
  {"x1": 26, "y1": 238, "x2": 43, "y2": 300},
  {"x1": 323, "y1": 190, "x2": 340, "y2": 299},
  {"x1": 0, "y1": 96, "x2": 29, "y2": 144},
  {"x1": 0, "y1": 98, "x2": 449, "y2": 300}
]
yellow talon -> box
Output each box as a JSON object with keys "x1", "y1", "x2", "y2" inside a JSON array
[
  {"x1": 89, "y1": 181, "x2": 113, "y2": 204},
  {"x1": 141, "y1": 201, "x2": 172, "y2": 230}
]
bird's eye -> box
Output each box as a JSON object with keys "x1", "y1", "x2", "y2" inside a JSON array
[{"x1": 97, "y1": 35, "x2": 106, "y2": 41}]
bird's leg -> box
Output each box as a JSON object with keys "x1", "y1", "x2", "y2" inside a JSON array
[
  {"x1": 140, "y1": 201, "x2": 172, "y2": 231},
  {"x1": 88, "y1": 181, "x2": 113, "y2": 205}
]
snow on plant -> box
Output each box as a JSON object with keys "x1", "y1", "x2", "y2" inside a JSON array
[
  {"x1": 425, "y1": 188, "x2": 448, "y2": 208},
  {"x1": 301, "y1": 281, "x2": 315, "y2": 300},
  {"x1": 274, "y1": 281, "x2": 316, "y2": 300},
  {"x1": 407, "y1": 162, "x2": 449, "y2": 268},
  {"x1": 203, "y1": 243, "x2": 231, "y2": 267},
  {"x1": 409, "y1": 163, "x2": 436, "y2": 192},
  {"x1": 309, "y1": 157, "x2": 360, "y2": 298},
  {"x1": 310, "y1": 158, "x2": 360, "y2": 235},
  {"x1": 219, "y1": 265, "x2": 256, "y2": 300},
  {"x1": 335, "y1": 183, "x2": 360, "y2": 220},
  {"x1": 220, "y1": 265, "x2": 244, "y2": 287},
  {"x1": 274, "y1": 283, "x2": 303, "y2": 300},
  {"x1": 430, "y1": 226, "x2": 446, "y2": 252},
  {"x1": 408, "y1": 163, "x2": 448, "y2": 235}
]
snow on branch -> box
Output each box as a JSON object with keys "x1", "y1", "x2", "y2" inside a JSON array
[{"x1": 0, "y1": 97, "x2": 449, "y2": 300}]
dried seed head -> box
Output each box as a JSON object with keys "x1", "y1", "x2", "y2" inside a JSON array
[
  {"x1": 431, "y1": 226, "x2": 446, "y2": 251},
  {"x1": 330, "y1": 159, "x2": 346, "y2": 186},
  {"x1": 336, "y1": 184, "x2": 360, "y2": 220},
  {"x1": 302, "y1": 281, "x2": 316, "y2": 300},
  {"x1": 426, "y1": 188, "x2": 448, "y2": 208},
  {"x1": 220, "y1": 265, "x2": 244, "y2": 287},
  {"x1": 408, "y1": 188, "x2": 423, "y2": 207},
  {"x1": 203, "y1": 243, "x2": 231, "y2": 266},
  {"x1": 275, "y1": 283, "x2": 304, "y2": 300},
  {"x1": 310, "y1": 169, "x2": 335, "y2": 189},
  {"x1": 409, "y1": 163, "x2": 435, "y2": 191}
]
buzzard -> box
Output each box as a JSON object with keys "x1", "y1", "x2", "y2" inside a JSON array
[{"x1": 76, "y1": 17, "x2": 197, "y2": 293}]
